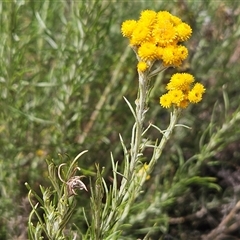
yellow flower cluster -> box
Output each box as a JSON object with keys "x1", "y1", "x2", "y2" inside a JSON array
[
  {"x1": 160, "y1": 73, "x2": 205, "y2": 108},
  {"x1": 121, "y1": 10, "x2": 192, "y2": 71}
]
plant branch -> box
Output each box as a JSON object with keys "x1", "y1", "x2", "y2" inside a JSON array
[{"x1": 149, "y1": 107, "x2": 182, "y2": 170}]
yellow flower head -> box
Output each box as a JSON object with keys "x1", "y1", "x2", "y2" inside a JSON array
[
  {"x1": 192, "y1": 82, "x2": 206, "y2": 94},
  {"x1": 130, "y1": 24, "x2": 152, "y2": 45},
  {"x1": 188, "y1": 83, "x2": 205, "y2": 103},
  {"x1": 36, "y1": 149, "x2": 45, "y2": 157},
  {"x1": 156, "y1": 46, "x2": 164, "y2": 60},
  {"x1": 121, "y1": 20, "x2": 137, "y2": 38},
  {"x1": 139, "y1": 10, "x2": 157, "y2": 27},
  {"x1": 188, "y1": 90, "x2": 203, "y2": 103},
  {"x1": 167, "y1": 73, "x2": 194, "y2": 91},
  {"x1": 176, "y1": 22, "x2": 192, "y2": 41},
  {"x1": 162, "y1": 45, "x2": 176, "y2": 65},
  {"x1": 152, "y1": 20, "x2": 177, "y2": 46},
  {"x1": 161, "y1": 45, "x2": 189, "y2": 67},
  {"x1": 137, "y1": 61, "x2": 148, "y2": 72},
  {"x1": 121, "y1": 10, "x2": 192, "y2": 48},
  {"x1": 160, "y1": 93, "x2": 172, "y2": 108},
  {"x1": 138, "y1": 42, "x2": 158, "y2": 62},
  {"x1": 169, "y1": 89, "x2": 184, "y2": 104},
  {"x1": 156, "y1": 11, "x2": 173, "y2": 22},
  {"x1": 176, "y1": 45, "x2": 188, "y2": 61}
]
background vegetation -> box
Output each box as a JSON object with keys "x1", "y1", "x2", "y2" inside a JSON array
[{"x1": 1, "y1": 0, "x2": 240, "y2": 239}]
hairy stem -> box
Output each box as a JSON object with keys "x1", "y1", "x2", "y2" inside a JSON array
[
  {"x1": 149, "y1": 107, "x2": 181, "y2": 170},
  {"x1": 130, "y1": 71, "x2": 148, "y2": 173}
]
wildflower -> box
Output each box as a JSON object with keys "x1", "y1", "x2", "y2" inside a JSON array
[
  {"x1": 138, "y1": 42, "x2": 158, "y2": 62},
  {"x1": 152, "y1": 20, "x2": 177, "y2": 46},
  {"x1": 121, "y1": 20, "x2": 137, "y2": 38},
  {"x1": 176, "y1": 45, "x2": 188, "y2": 62},
  {"x1": 169, "y1": 90, "x2": 184, "y2": 104},
  {"x1": 121, "y1": 9, "x2": 193, "y2": 72},
  {"x1": 167, "y1": 73, "x2": 194, "y2": 91},
  {"x1": 176, "y1": 22, "x2": 192, "y2": 41},
  {"x1": 137, "y1": 61, "x2": 148, "y2": 72},
  {"x1": 160, "y1": 93, "x2": 172, "y2": 108},
  {"x1": 188, "y1": 90, "x2": 203, "y2": 103},
  {"x1": 131, "y1": 24, "x2": 152, "y2": 45},
  {"x1": 162, "y1": 46, "x2": 176, "y2": 65},
  {"x1": 160, "y1": 73, "x2": 205, "y2": 109},
  {"x1": 161, "y1": 45, "x2": 189, "y2": 67},
  {"x1": 188, "y1": 83, "x2": 205, "y2": 103},
  {"x1": 192, "y1": 82, "x2": 206, "y2": 94},
  {"x1": 156, "y1": 11, "x2": 173, "y2": 22},
  {"x1": 139, "y1": 10, "x2": 157, "y2": 28}
]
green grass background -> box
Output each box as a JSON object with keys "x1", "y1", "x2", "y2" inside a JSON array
[{"x1": 1, "y1": 1, "x2": 240, "y2": 239}]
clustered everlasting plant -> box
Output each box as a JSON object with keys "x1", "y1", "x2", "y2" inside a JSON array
[
  {"x1": 121, "y1": 10, "x2": 205, "y2": 109},
  {"x1": 117, "y1": 10, "x2": 206, "y2": 191},
  {"x1": 86, "y1": 9, "x2": 206, "y2": 239},
  {"x1": 27, "y1": 9, "x2": 206, "y2": 240}
]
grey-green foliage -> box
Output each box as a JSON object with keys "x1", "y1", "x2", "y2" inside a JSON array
[
  {"x1": 0, "y1": 0, "x2": 165, "y2": 237},
  {"x1": 0, "y1": 1, "x2": 120, "y2": 238},
  {"x1": 1, "y1": 0, "x2": 240, "y2": 239},
  {"x1": 26, "y1": 151, "x2": 88, "y2": 240}
]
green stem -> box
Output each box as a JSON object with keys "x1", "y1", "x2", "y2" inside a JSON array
[
  {"x1": 149, "y1": 107, "x2": 181, "y2": 170},
  {"x1": 103, "y1": 66, "x2": 179, "y2": 236}
]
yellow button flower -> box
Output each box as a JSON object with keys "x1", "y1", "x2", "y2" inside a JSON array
[
  {"x1": 162, "y1": 46, "x2": 176, "y2": 65},
  {"x1": 121, "y1": 20, "x2": 137, "y2": 38},
  {"x1": 156, "y1": 11, "x2": 173, "y2": 22},
  {"x1": 188, "y1": 83, "x2": 205, "y2": 103},
  {"x1": 167, "y1": 73, "x2": 194, "y2": 91},
  {"x1": 160, "y1": 93, "x2": 172, "y2": 108},
  {"x1": 192, "y1": 82, "x2": 206, "y2": 94},
  {"x1": 152, "y1": 20, "x2": 177, "y2": 46},
  {"x1": 139, "y1": 10, "x2": 157, "y2": 28},
  {"x1": 188, "y1": 90, "x2": 203, "y2": 103},
  {"x1": 176, "y1": 22, "x2": 192, "y2": 41},
  {"x1": 176, "y1": 45, "x2": 188, "y2": 61},
  {"x1": 138, "y1": 42, "x2": 158, "y2": 62},
  {"x1": 137, "y1": 61, "x2": 148, "y2": 72},
  {"x1": 130, "y1": 24, "x2": 152, "y2": 45},
  {"x1": 169, "y1": 90, "x2": 184, "y2": 104}
]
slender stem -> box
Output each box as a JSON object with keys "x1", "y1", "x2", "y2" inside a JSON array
[
  {"x1": 103, "y1": 65, "x2": 180, "y2": 235},
  {"x1": 149, "y1": 107, "x2": 181, "y2": 170},
  {"x1": 117, "y1": 71, "x2": 149, "y2": 224},
  {"x1": 130, "y1": 71, "x2": 148, "y2": 172}
]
